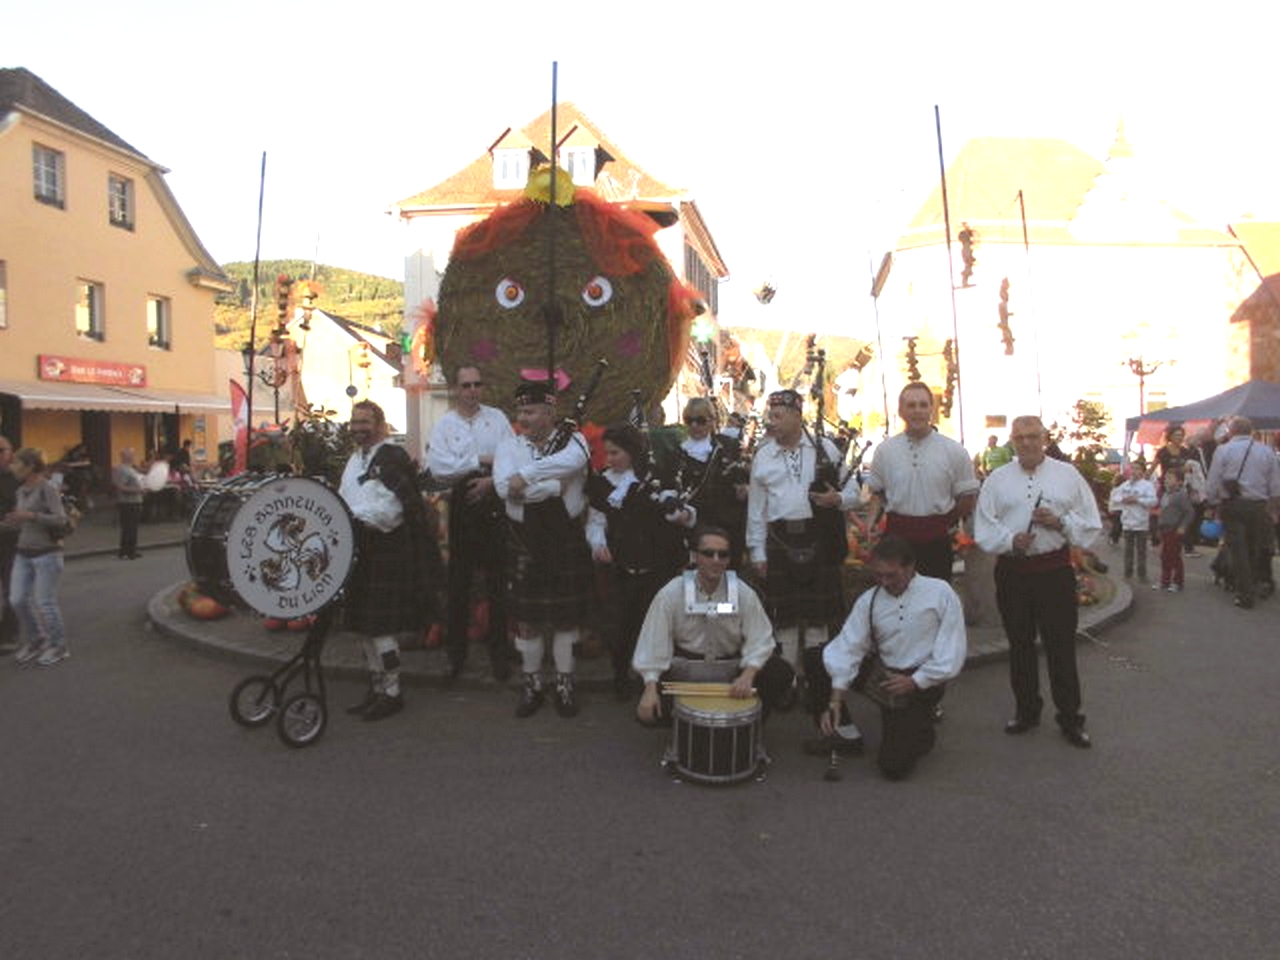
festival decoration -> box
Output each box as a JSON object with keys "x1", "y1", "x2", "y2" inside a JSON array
[{"x1": 435, "y1": 166, "x2": 699, "y2": 422}]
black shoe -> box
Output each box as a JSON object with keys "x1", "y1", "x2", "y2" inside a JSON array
[
  {"x1": 1060, "y1": 726, "x2": 1092, "y2": 749},
  {"x1": 802, "y1": 732, "x2": 865, "y2": 756},
  {"x1": 447, "y1": 657, "x2": 466, "y2": 682},
  {"x1": 552, "y1": 674, "x2": 579, "y2": 718},
  {"x1": 361, "y1": 693, "x2": 404, "y2": 721},
  {"x1": 1234, "y1": 595, "x2": 1255, "y2": 609},
  {"x1": 346, "y1": 689, "x2": 379, "y2": 716},
  {"x1": 515, "y1": 675, "x2": 545, "y2": 718},
  {"x1": 932, "y1": 703, "x2": 945, "y2": 724},
  {"x1": 1004, "y1": 717, "x2": 1040, "y2": 735}
]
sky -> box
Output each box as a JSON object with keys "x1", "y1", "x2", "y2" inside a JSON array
[{"x1": 7, "y1": 0, "x2": 1279, "y2": 336}]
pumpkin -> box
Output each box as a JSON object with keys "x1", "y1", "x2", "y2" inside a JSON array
[{"x1": 188, "y1": 595, "x2": 229, "y2": 620}]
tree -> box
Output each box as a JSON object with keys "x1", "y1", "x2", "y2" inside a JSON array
[{"x1": 1065, "y1": 399, "x2": 1114, "y2": 511}]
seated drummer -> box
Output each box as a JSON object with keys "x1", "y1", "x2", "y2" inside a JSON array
[{"x1": 633, "y1": 525, "x2": 794, "y2": 725}]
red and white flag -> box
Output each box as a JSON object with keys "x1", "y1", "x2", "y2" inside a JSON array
[{"x1": 230, "y1": 379, "x2": 249, "y2": 474}]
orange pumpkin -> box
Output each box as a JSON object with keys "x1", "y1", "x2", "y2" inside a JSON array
[{"x1": 188, "y1": 595, "x2": 229, "y2": 620}]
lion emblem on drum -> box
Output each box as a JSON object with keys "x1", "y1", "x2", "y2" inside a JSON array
[{"x1": 256, "y1": 512, "x2": 332, "y2": 593}]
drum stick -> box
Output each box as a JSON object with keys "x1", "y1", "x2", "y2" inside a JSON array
[{"x1": 660, "y1": 682, "x2": 750, "y2": 697}]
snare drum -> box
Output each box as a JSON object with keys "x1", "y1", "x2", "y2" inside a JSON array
[
  {"x1": 187, "y1": 475, "x2": 356, "y2": 618},
  {"x1": 669, "y1": 694, "x2": 763, "y2": 785}
]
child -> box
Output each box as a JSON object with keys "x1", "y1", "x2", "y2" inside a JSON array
[
  {"x1": 1157, "y1": 468, "x2": 1194, "y2": 591},
  {"x1": 1108, "y1": 464, "x2": 1158, "y2": 583}
]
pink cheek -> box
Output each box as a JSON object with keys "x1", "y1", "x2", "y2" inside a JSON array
[
  {"x1": 616, "y1": 330, "x2": 643, "y2": 359},
  {"x1": 471, "y1": 339, "x2": 499, "y2": 363}
]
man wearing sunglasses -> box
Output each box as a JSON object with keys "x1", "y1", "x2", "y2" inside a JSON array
[
  {"x1": 632, "y1": 526, "x2": 793, "y2": 725},
  {"x1": 426, "y1": 366, "x2": 515, "y2": 680}
]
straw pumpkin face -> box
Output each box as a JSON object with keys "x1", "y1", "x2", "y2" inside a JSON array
[{"x1": 436, "y1": 196, "x2": 696, "y2": 423}]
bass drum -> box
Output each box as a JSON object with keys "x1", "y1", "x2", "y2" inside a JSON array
[{"x1": 187, "y1": 474, "x2": 357, "y2": 619}]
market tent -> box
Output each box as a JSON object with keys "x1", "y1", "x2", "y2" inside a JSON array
[{"x1": 1125, "y1": 379, "x2": 1280, "y2": 444}]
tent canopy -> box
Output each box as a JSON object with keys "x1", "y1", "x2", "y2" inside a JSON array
[{"x1": 1125, "y1": 380, "x2": 1280, "y2": 441}]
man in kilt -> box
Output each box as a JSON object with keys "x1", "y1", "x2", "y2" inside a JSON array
[
  {"x1": 493, "y1": 380, "x2": 594, "y2": 718},
  {"x1": 747, "y1": 389, "x2": 862, "y2": 753},
  {"x1": 340, "y1": 401, "x2": 440, "y2": 721}
]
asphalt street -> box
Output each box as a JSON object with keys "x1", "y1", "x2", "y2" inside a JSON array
[{"x1": 2, "y1": 540, "x2": 1277, "y2": 960}]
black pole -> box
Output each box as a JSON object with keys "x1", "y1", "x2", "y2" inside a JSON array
[
  {"x1": 935, "y1": 106, "x2": 964, "y2": 445},
  {"x1": 246, "y1": 151, "x2": 266, "y2": 460},
  {"x1": 1017, "y1": 189, "x2": 1043, "y2": 418},
  {"x1": 544, "y1": 61, "x2": 560, "y2": 395}
]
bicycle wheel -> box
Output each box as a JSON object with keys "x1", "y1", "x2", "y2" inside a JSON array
[
  {"x1": 229, "y1": 676, "x2": 279, "y2": 728},
  {"x1": 276, "y1": 693, "x2": 327, "y2": 748}
]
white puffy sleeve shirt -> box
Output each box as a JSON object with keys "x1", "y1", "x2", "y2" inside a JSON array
[
  {"x1": 974, "y1": 458, "x2": 1102, "y2": 556},
  {"x1": 824, "y1": 575, "x2": 967, "y2": 691}
]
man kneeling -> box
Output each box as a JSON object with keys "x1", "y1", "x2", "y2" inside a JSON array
[
  {"x1": 633, "y1": 526, "x2": 793, "y2": 725},
  {"x1": 823, "y1": 535, "x2": 966, "y2": 780}
]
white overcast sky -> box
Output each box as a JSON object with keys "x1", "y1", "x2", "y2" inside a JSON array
[{"x1": 7, "y1": 0, "x2": 1278, "y2": 333}]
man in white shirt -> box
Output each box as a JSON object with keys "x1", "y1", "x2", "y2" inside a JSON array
[
  {"x1": 974, "y1": 415, "x2": 1101, "y2": 748},
  {"x1": 493, "y1": 380, "x2": 593, "y2": 718},
  {"x1": 747, "y1": 388, "x2": 860, "y2": 752},
  {"x1": 426, "y1": 366, "x2": 515, "y2": 679},
  {"x1": 632, "y1": 526, "x2": 793, "y2": 725},
  {"x1": 824, "y1": 535, "x2": 967, "y2": 780},
  {"x1": 865, "y1": 383, "x2": 979, "y2": 583}
]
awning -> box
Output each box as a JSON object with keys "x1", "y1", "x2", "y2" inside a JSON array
[{"x1": 0, "y1": 379, "x2": 228, "y2": 414}]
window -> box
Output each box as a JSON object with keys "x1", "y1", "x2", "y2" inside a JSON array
[
  {"x1": 109, "y1": 174, "x2": 134, "y2": 229},
  {"x1": 33, "y1": 144, "x2": 65, "y2": 206},
  {"x1": 493, "y1": 148, "x2": 530, "y2": 189},
  {"x1": 0, "y1": 261, "x2": 7, "y2": 329},
  {"x1": 75, "y1": 281, "x2": 104, "y2": 340},
  {"x1": 147, "y1": 296, "x2": 170, "y2": 349},
  {"x1": 561, "y1": 147, "x2": 595, "y2": 186}
]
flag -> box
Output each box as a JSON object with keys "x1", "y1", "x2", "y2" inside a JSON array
[{"x1": 230, "y1": 379, "x2": 249, "y2": 474}]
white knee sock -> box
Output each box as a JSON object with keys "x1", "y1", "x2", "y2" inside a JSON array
[
  {"x1": 515, "y1": 634, "x2": 545, "y2": 675},
  {"x1": 374, "y1": 636, "x2": 402, "y2": 696},
  {"x1": 552, "y1": 630, "x2": 577, "y2": 675}
]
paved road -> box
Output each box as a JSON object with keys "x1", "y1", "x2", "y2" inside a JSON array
[{"x1": 2, "y1": 542, "x2": 1277, "y2": 960}]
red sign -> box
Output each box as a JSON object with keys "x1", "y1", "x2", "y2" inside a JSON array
[{"x1": 38, "y1": 355, "x2": 147, "y2": 387}]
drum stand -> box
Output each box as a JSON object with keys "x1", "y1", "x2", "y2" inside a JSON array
[{"x1": 228, "y1": 606, "x2": 335, "y2": 748}]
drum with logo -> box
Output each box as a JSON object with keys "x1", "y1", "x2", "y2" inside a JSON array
[
  {"x1": 187, "y1": 474, "x2": 356, "y2": 618},
  {"x1": 668, "y1": 693, "x2": 763, "y2": 785}
]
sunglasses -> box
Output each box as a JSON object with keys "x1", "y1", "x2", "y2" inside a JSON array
[
  {"x1": 459, "y1": 381, "x2": 483, "y2": 388},
  {"x1": 697, "y1": 548, "x2": 731, "y2": 559},
  {"x1": 685, "y1": 416, "x2": 709, "y2": 426}
]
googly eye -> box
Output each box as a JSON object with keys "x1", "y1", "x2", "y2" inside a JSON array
[
  {"x1": 495, "y1": 277, "x2": 526, "y2": 309},
  {"x1": 581, "y1": 275, "x2": 613, "y2": 307}
]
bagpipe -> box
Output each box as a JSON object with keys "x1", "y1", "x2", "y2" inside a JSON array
[
  {"x1": 804, "y1": 346, "x2": 849, "y2": 564},
  {"x1": 546, "y1": 358, "x2": 608, "y2": 455},
  {"x1": 629, "y1": 388, "x2": 689, "y2": 521}
]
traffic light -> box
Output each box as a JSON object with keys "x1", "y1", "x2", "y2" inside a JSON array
[
  {"x1": 958, "y1": 224, "x2": 977, "y2": 287},
  {"x1": 904, "y1": 336, "x2": 921, "y2": 381},
  {"x1": 997, "y1": 277, "x2": 1015, "y2": 354}
]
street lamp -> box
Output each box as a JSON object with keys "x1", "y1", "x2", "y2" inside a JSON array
[
  {"x1": 242, "y1": 335, "x2": 291, "y2": 424},
  {"x1": 1123, "y1": 356, "x2": 1171, "y2": 416}
]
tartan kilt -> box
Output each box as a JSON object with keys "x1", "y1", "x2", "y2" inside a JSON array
[
  {"x1": 764, "y1": 519, "x2": 846, "y2": 628},
  {"x1": 344, "y1": 522, "x2": 428, "y2": 636},
  {"x1": 506, "y1": 506, "x2": 594, "y2": 628}
]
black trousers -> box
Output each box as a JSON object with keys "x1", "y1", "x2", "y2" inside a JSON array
[
  {"x1": 1220, "y1": 498, "x2": 1271, "y2": 603},
  {"x1": 877, "y1": 685, "x2": 945, "y2": 780},
  {"x1": 446, "y1": 498, "x2": 507, "y2": 670},
  {"x1": 612, "y1": 568, "x2": 668, "y2": 681},
  {"x1": 994, "y1": 561, "x2": 1083, "y2": 730},
  {"x1": 117, "y1": 503, "x2": 141, "y2": 557},
  {"x1": 908, "y1": 535, "x2": 954, "y2": 583},
  {"x1": 0, "y1": 535, "x2": 16, "y2": 641}
]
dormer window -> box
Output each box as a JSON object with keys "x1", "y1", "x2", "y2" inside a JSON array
[
  {"x1": 493, "y1": 148, "x2": 530, "y2": 189},
  {"x1": 561, "y1": 147, "x2": 596, "y2": 186}
]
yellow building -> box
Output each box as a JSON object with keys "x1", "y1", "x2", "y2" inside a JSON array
[{"x1": 0, "y1": 67, "x2": 231, "y2": 488}]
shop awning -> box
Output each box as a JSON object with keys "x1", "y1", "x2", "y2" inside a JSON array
[{"x1": 0, "y1": 379, "x2": 228, "y2": 414}]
